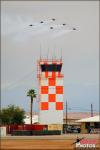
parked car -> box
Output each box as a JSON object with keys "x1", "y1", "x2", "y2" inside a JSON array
[
  {"x1": 71, "y1": 127, "x2": 81, "y2": 133},
  {"x1": 63, "y1": 125, "x2": 81, "y2": 133}
]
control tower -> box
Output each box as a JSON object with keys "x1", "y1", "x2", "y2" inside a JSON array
[{"x1": 37, "y1": 59, "x2": 64, "y2": 124}]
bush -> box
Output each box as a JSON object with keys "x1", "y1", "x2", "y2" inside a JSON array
[
  {"x1": 0, "y1": 105, "x2": 25, "y2": 125},
  {"x1": 32, "y1": 130, "x2": 61, "y2": 135},
  {"x1": 12, "y1": 130, "x2": 31, "y2": 136},
  {"x1": 11, "y1": 130, "x2": 61, "y2": 136}
]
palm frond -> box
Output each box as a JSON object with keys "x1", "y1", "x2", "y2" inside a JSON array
[{"x1": 27, "y1": 89, "x2": 37, "y2": 98}]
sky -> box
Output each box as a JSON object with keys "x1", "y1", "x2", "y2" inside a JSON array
[{"x1": 1, "y1": 1, "x2": 99, "y2": 113}]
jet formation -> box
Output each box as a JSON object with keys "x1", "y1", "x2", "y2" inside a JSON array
[{"x1": 29, "y1": 18, "x2": 77, "y2": 31}]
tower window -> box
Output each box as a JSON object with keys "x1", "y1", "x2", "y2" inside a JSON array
[{"x1": 41, "y1": 64, "x2": 62, "y2": 72}]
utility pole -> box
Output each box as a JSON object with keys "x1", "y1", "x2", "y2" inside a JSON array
[
  {"x1": 65, "y1": 100, "x2": 68, "y2": 134},
  {"x1": 66, "y1": 100, "x2": 68, "y2": 126},
  {"x1": 91, "y1": 104, "x2": 93, "y2": 117}
]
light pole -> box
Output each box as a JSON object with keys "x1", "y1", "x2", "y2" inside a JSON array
[{"x1": 91, "y1": 104, "x2": 93, "y2": 117}]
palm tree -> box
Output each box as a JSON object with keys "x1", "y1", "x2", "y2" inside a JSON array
[{"x1": 27, "y1": 89, "x2": 36, "y2": 124}]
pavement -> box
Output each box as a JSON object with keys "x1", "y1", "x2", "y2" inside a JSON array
[{"x1": 1, "y1": 133, "x2": 100, "y2": 140}]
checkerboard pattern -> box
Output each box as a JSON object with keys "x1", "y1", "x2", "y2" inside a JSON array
[
  {"x1": 40, "y1": 72, "x2": 63, "y2": 111},
  {"x1": 41, "y1": 72, "x2": 62, "y2": 78},
  {"x1": 38, "y1": 60, "x2": 64, "y2": 124}
]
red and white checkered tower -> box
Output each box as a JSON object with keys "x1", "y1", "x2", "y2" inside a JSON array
[{"x1": 37, "y1": 58, "x2": 64, "y2": 124}]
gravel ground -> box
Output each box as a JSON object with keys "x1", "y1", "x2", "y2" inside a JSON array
[{"x1": 1, "y1": 134, "x2": 100, "y2": 150}]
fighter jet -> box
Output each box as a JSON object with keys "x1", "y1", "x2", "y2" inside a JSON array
[
  {"x1": 73, "y1": 27, "x2": 77, "y2": 30},
  {"x1": 52, "y1": 18, "x2": 56, "y2": 21},
  {"x1": 50, "y1": 27, "x2": 53, "y2": 29},
  {"x1": 40, "y1": 21, "x2": 44, "y2": 23},
  {"x1": 29, "y1": 24, "x2": 33, "y2": 26}
]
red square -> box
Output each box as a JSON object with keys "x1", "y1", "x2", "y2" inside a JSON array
[
  {"x1": 56, "y1": 102, "x2": 63, "y2": 110},
  {"x1": 45, "y1": 72, "x2": 48, "y2": 78},
  {"x1": 41, "y1": 86, "x2": 48, "y2": 94},
  {"x1": 41, "y1": 102, "x2": 48, "y2": 110},
  {"x1": 49, "y1": 94, "x2": 56, "y2": 102},
  {"x1": 49, "y1": 78, "x2": 55, "y2": 86},
  {"x1": 56, "y1": 86, "x2": 63, "y2": 94},
  {"x1": 52, "y1": 72, "x2": 56, "y2": 78}
]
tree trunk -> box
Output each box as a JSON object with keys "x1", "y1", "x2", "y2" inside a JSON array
[{"x1": 30, "y1": 96, "x2": 33, "y2": 125}]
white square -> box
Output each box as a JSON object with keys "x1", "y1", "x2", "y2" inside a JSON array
[
  {"x1": 40, "y1": 79, "x2": 48, "y2": 86},
  {"x1": 56, "y1": 79, "x2": 63, "y2": 86},
  {"x1": 48, "y1": 72, "x2": 52, "y2": 77},
  {"x1": 41, "y1": 72, "x2": 45, "y2": 77},
  {"x1": 41, "y1": 94, "x2": 48, "y2": 102},
  {"x1": 48, "y1": 86, "x2": 56, "y2": 94},
  {"x1": 56, "y1": 94, "x2": 63, "y2": 102},
  {"x1": 49, "y1": 102, "x2": 55, "y2": 111}
]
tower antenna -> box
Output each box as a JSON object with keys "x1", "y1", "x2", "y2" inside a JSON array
[
  {"x1": 60, "y1": 48, "x2": 62, "y2": 60},
  {"x1": 53, "y1": 43, "x2": 56, "y2": 60},
  {"x1": 40, "y1": 43, "x2": 42, "y2": 60},
  {"x1": 47, "y1": 48, "x2": 49, "y2": 60}
]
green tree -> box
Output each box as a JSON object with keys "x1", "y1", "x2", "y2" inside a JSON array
[
  {"x1": 27, "y1": 89, "x2": 36, "y2": 124},
  {"x1": 0, "y1": 105, "x2": 25, "y2": 125}
]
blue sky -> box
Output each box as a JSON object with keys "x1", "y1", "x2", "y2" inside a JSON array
[{"x1": 1, "y1": 1, "x2": 99, "y2": 113}]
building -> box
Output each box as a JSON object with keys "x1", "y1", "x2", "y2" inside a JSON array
[
  {"x1": 77, "y1": 115, "x2": 100, "y2": 133},
  {"x1": 63, "y1": 112, "x2": 99, "y2": 127},
  {"x1": 24, "y1": 112, "x2": 99, "y2": 126},
  {"x1": 37, "y1": 59, "x2": 64, "y2": 124},
  {"x1": 24, "y1": 114, "x2": 38, "y2": 124}
]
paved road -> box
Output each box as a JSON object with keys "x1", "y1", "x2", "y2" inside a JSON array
[{"x1": 1, "y1": 134, "x2": 100, "y2": 140}]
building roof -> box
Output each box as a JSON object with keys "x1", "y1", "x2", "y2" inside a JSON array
[
  {"x1": 63, "y1": 112, "x2": 99, "y2": 120},
  {"x1": 77, "y1": 115, "x2": 100, "y2": 123}
]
